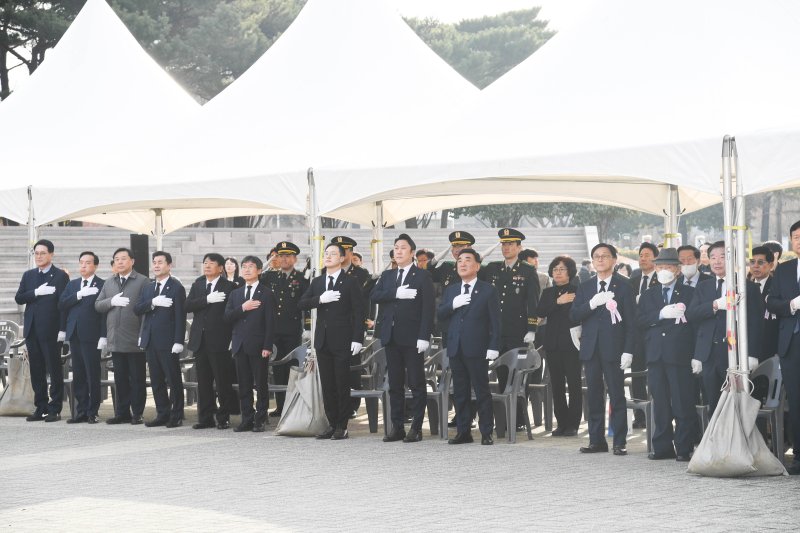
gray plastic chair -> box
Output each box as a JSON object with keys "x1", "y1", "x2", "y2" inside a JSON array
[
  {"x1": 751, "y1": 356, "x2": 785, "y2": 459},
  {"x1": 529, "y1": 353, "x2": 553, "y2": 432},
  {"x1": 350, "y1": 347, "x2": 389, "y2": 434},
  {"x1": 0, "y1": 320, "x2": 24, "y2": 387},
  {"x1": 422, "y1": 348, "x2": 450, "y2": 439},
  {"x1": 268, "y1": 344, "x2": 309, "y2": 397},
  {"x1": 491, "y1": 347, "x2": 539, "y2": 443},
  {"x1": 624, "y1": 369, "x2": 653, "y2": 453}
]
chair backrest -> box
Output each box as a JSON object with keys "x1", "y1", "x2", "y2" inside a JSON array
[
  {"x1": 490, "y1": 348, "x2": 525, "y2": 395},
  {"x1": 423, "y1": 349, "x2": 447, "y2": 392},
  {"x1": 0, "y1": 320, "x2": 21, "y2": 356},
  {"x1": 289, "y1": 344, "x2": 308, "y2": 367},
  {"x1": 370, "y1": 347, "x2": 389, "y2": 390},
  {"x1": 751, "y1": 355, "x2": 783, "y2": 409}
]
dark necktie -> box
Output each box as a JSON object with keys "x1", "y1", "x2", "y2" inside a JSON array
[
  {"x1": 245, "y1": 285, "x2": 252, "y2": 300},
  {"x1": 464, "y1": 283, "x2": 470, "y2": 294},
  {"x1": 155, "y1": 281, "x2": 161, "y2": 295},
  {"x1": 599, "y1": 280, "x2": 606, "y2": 292},
  {"x1": 396, "y1": 268, "x2": 404, "y2": 287},
  {"x1": 663, "y1": 286, "x2": 670, "y2": 304},
  {"x1": 640, "y1": 275, "x2": 649, "y2": 294},
  {"x1": 716, "y1": 278, "x2": 724, "y2": 298},
  {"x1": 206, "y1": 282, "x2": 212, "y2": 295},
  {"x1": 119, "y1": 276, "x2": 127, "y2": 289},
  {"x1": 685, "y1": 279, "x2": 692, "y2": 287},
  {"x1": 83, "y1": 279, "x2": 88, "y2": 288},
  {"x1": 327, "y1": 276, "x2": 334, "y2": 290}
]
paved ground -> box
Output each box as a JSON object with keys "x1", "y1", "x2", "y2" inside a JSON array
[{"x1": 0, "y1": 397, "x2": 797, "y2": 532}]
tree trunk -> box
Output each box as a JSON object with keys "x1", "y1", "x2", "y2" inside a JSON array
[
  {"x1": 760, "y1": 193, "x2": 771, "y2": 241},
  {"x1": 440, "y1": 209, "x2": 450, "y2": 228}
]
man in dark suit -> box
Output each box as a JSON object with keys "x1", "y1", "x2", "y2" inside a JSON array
[
  {"x1": 570, "y1": 243, "x2": 636, "y2": 456},
  {"x1": 749, "y1": 245, "x2": 777, "y2": 361},
  {"x1": 185, "y1": 253, "x2": 238, "y2": 430},
  {"x1": 686, "y1": 240, "x2": 763, "y2": 413},
  {"x1": 437, "y1": 248, "x2": 500, "y2": 445},
  {"x1": 629, "y1": 242, "x2": 659, "y2": 429},
  {"x1": 260, "y1": 241, "x2": 309, "y2": 418},
  {"x1": 766, "y1": 221, "x2": 800, "y2": 475},
  {"x1": 677, "y1": 245, "x2": 712, "y2": 287},
  {"x1": 637, "y1": 248, "x2": 698, "y2": 461},
  {"x1": 15, "y1": 239, "x2": 69, "y2": 422},
  {"x1": 430, "y1": 231, "x2": 476, "y2": 349},
  {"x1": 299, "y1": 243, "x2": 365, "y2": 440},
  {"x1": 58, "y1": 251, "x2": 105, "y2": 424},
  {"x1": 578, "y1": 260, "x2": 593, "y2": 283},
  {"x1": 372, "y1": 234, "x2": 435, "y2": 443},
  {"x1": 134, "y1": 251, "x2": 187, "y2": 428},
  {"x1": 225, "y1": 255, "x2": 276, "y2": 432}
]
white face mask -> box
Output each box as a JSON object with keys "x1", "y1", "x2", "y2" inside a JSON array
[
  {"x1": 681, "y1": 263, "x2": 698, "y2": 279},
  {"x1": 657, "y1": 270, "x2": 675, "y2": 285}
]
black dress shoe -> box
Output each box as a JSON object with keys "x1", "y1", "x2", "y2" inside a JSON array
[
  {"x1": 269, "y1": 409, "x2": 282, "y2": 418},
  {"x1": 316, "y1": 426, "x2": 336, "y2": 439},
  {"x1": 193, "y1": 420, "x2": 216, "y2": 430},
  {"x1": 67, "y1": 415, "x2": 88, "y2": 424},
  {"x1": 44, "y1": 413, "x2": 61, "y2": 422},
  {"x1": 676, "y1": 455, "x2": 692, "y2": 462},
  {"x1": 447, "y1": 418, "x2": 458, "y2": 428},
  {"x1": 648, "y1": 450, "x2": 677, "y2": 460},
  {"x1": 551, "y1": 427, "x2": 566, "y2": 436},
  {"x1": 25, "y1": 411, "x2": 45, "y2": 422},
  {"x1": 106, "y1": 415, "x2": 132, "y2": 425},
  {"x1": 613, "y1": 446, "x2": 627, "y2": 456},
  {"x1": 562, "y1": 427, "x2": 578, "y2": 437},
  {"x1": 403, "y1": 428, "x2": 422, "y2": 443},
  {"x1": 448, "y1": 432, "x2": 474, "y2": 445},
  {"x1": 252, "y1": 422, "x2": 266, "y2": 433},
  {"x1": 87, "y1": 415, "x2": 100, "y2": 424},
  {"x1": 130, "y1": 415, "x2": 144, "y2": 425},
  {"x1": 234, "y1": 420, "x2": 254, "y2": 433},
  {"x1": 481, "y1": 433, "x2": 494, "y2": 445},
  {"x1": 348, "y1": 410, "x2": 358, "y2": 420},
  {"x1": 383, "y1": 428, "x2": 406, "y2": 442},
  {"x1": 579, "y1": 443, "x2": 609, "y2": 453},
  {"x1": 786, "y1": 462, "x2": 800, "y2": 475},
  {"x1": 145, "y1": 417, "x2": 168, "y2": 428},
  {"x1": 165, "y1": 418, "x2": 183, "y2": 428},
  {"x1": 516, "y1": 423, "x2": 528, "y2": 432},
  {"x1": 217, "y1": 420, "x2": 231, "y2": 430},
  {"x1": 332, "y1": 428, "x2": 349, "y2": 440}
]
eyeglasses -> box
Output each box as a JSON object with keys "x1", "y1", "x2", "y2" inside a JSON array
[
  {"x1": 749, "y1": 259, "x2": 768, "y2": 266},
  {"x1": 552, "y1": 267, "x2": 568, "y2": 273},
  {"x1": 592, "y1": 255, "x2": 613, "y2": 261}
]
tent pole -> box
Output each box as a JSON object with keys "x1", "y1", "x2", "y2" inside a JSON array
[
  {"x1": 308, "y1": 168, "x2": 322, "y2": 355},
  {"x1": 372, "y1": 201, "x2": 384, "y2": 274},
  {"x1": 663, "y1": 184, "x2": 680, "y2": 247},
  {"x1": 27, "y1": 186, "x2": 38, "y2": 269},
  {"x1": 731, "y1": 138, "x2": 749, "y2": 372},
  {"x1": 154, "y1": 208, "x2": 164, "y2": 251},
  {"x1": 721, "y1": 136, "x2": 738, "y2": 372}
]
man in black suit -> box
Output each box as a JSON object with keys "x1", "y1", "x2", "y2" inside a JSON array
[
  {"x1": 766, "y1": 221, "x2": 800, "y2": 475},
  {"x1": 260, "y1": 241, "x2": 309, "y2": 418},
  {"x1": 299, "y1": 243, "x2": 365, "y2": 440},
  {"x1": 58, "y1": 251, "x2": 105, "y2": 424},
  {"x1": 437, "y1": 248, "x2": 501, "y2": 445},
  {"x1": 637, "y1": 248, "x2": 698, "y2": 461},
  {"x1": 629, "y1": 242, "x2": 659, "y2": 429},
  {"x1": 578, "y1": 260, "x2": 593, "y2": 283},
  {"x1": 750, "y1": 246, "x2": 777, "y2": 361},
  {"x1": 225, "y1": 256, "x2": 276, "y2": 433},
  {"x1": 134, "y1": 251, "x2": 187, "y2": 428},
  {"x1": 185, "y1": 253, "x2": 237, "y2": 430},
  {"x1": 570, "y1": 243, "x2": 636, "y2": 456},
  {"x1": 371, "y1": 234, "x2": 435, "y2": 443},
  {"x1": 686, "y1": 240, "x2": 762, "y2": 413},
  {"x1": 677, "y1": 245, "x2": 712, "y2": 287},
  {"x1": 14, "y1": 239, "x2": 69, "y2": 422}
]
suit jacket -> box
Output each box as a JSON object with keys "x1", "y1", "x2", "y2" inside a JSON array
[
  {"x1": 371, "y1": 264, "x2": 435, "y2": 347},
  {"x1": 185, "y1": 276, "x2": 235, "y2": 353},
  {"x1": 224, "y1": 282, "x2": 277, "y2": 355},
  {"x1": 686, "y1": 276, "x2": 762, "y2": 362},
  {"x1": 95, "y1": 270, "x2": 149, "y2": 353},
  {"x1": 766, "y1": 259, "x2": 800, "y2": 358},
  {"x1": 569, "y1": 273, "x2": 636, "y2": 362},
  {"x1": 15, "y1": 265, "x2": 69, "y2": 336},
  {"x1": 536, "y1": 283, "x2": 578, "y2": 353},
  {"x1": 437, "y1": 279, "x2": 500, "y2": 358},
  {"x1": 260, "y1": 269, "x2": 309, "y2": 336},
  {"x1": 677, "y1": 271, "x2": 712, "y2": 287},
  {"x1": 755, "y1": 276, "x2": 778, "y2": 360},
  {"x1": 298, "y1": 271, "x2": 364, "y2": 352},
  {"x1": 134, "y1": 276, "x2": 187, "y2": 351},
  {"x1": 630, "y1": 269, "x2": 659, "y2": 297},
  {"x1": 637, "y1": 282, "x2": 695, "y2": 365},
  {"x1": 58, "y1": 276, "x2": 106, "y2": 343}
]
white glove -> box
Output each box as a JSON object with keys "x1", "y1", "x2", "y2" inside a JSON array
[
  {"x1": 417, "y1": 339, "x2": 430, "y2": 354},
  {"x1": 589, "y1": 291, "x2": 615, "y2": 309},
  {"x1": 791, "y1": 294, "x2": 800, "y2": 313},
  {"x1": 748, "y1": 356, "x2": 759, "y2": 370},
  {"x1": 97, "y1": 337, "x2": 107, "y2": 350},
  {"x1": 486, "y1": 350, "x2": 500, "y2": 361},
  {"x1": 171, "y1": 343, "x2": 184, "y2": 354},
  {"x1": 304, "y1": 269, "x2": 313, "y2": 280},
  {"x1": 111, "y1": 292, "x2": 130, "y2": 307},
  {"x1": 77, "y1": 286, "x2": 99, "y2": 299},
  {"x1": 34, "y1": 283, "x2": 56, "y2": 296},
  {"x1": 319, "y1": 290, "x2": 341, "y2": 304},
  {"x1": 620, "y1": 352, "x2": 633, "y2": 370},
  {"x1": 660, "y1": 304, "x2": 684, "y2": 320},
  {"x1": 452, "y1": 293, "x2": 471, "y2": 309},
  {"x1": 395, "y1": 285, "x2": 417, "y2": 300},
  {"x1": 691, "y1": 359, "x2": 703, "y2": 374},
  {"x1": 523, "y1": 332, "x2": 536, "y2": 344},
  {"x1": 713, "y1": 296, "x2": 726, "y2": 311},
  {"x1": 350, "y1": 342, "x2": 362, "y2": 356},
  {"x1": 152, "y1": 295, "x2": 173, "y2": 308},
  {"x1": 57, "y1": 331, "x2": 66, "y2": 342},
  {"x1": 206, "y1": 291, "x2": 226, "y2": 304}
]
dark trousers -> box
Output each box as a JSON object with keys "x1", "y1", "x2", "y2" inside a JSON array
[
  {"x1": 195, "y1": 343, "x2": 238, "y2": 423},
  {"x1": 548, "y1": 348, "x2": 583, "y2": 430},
  {"x1": 450, "y1": 353, "x2": 494, "y2": 436},
  {"x1": 386, "y1": 343, "x2": 426, "y2": 431},
  {"x1": 701, "y1": 342, "x2": 728, "y2": 413},
  {"x1": 317, "y1": 344, "x2": 352, "y2": 429},
  {"x1": 69, "y1": 334, "x2": 101, "y2": 417},
  {"x1": 584, "y1": 352, "x2": 627, "y2": 447},
  {"x1": 273, "y1": 333, "x2": 302, "y2": 412},
  {"x1": 782, "y1": 333, "x2": 800, "y2": 461},
  {"x1": 234, "y1": 350, "x2": 269, "y2": 423},
  {"x1": 26, "y1": 324, "x2": 63, "y2": 415},
  {"x1": 146, "y1": 348, "x2": 184, "y2": 421},
  {"x1": 112, "y1": 352, "x2": 147, "y2": 418},
  {"x1": 648, "y1": 360, "x2": 698, "y2": 456}
]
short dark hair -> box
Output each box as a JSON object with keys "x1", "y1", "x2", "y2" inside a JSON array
[
  {"x1": 241, "y1": 255, "x2": 263, "y2": 270},
  {"x1": 110, "y1": 259, "x2": 115, "y2": 267},
  {"x1": 353, "y1": 252, "x2": 363, "y2": 260},
  {"x1": 751, "y1": 245, "x2": 775, "y2": 264},
  {"x1": 325, "y1": 243, "x2": 346, "y2": 257},
  {"x1": 79, "y1": 251, "x2": 99, "y2": 265},
  {"x1": 415, "y1": 249, "x2": 427, "y2": 258},
  {"x1": 790, "y1": 220, "x2": 800, "y2": 237},
  {"x1": 762, "y1": 240, "x2": 783, "y2": 259},
  {"x1": 591, "y1": 243, "x2": 618, "y2": 259},
  {"x1": 677, "y1": 245, "x2": 700, "y2": 260},
  {"x1": 34, "y1": 239, "x2": 54, "y2": 253},
  {"x1": 548, "y1": 255, "x2": 577, "y2": 279},
  {"x1": 519, "y1": 249, "x2": 538, "y2": 262},
  {"x1": 582, "y1": 259, "x2": 592, "y2": 267},
  {"x1": 457, "y1": 248, "x2": 481, "y2": 263},
  {"x1": 425, "y1": 251, "x2": 434, "y2": 261},
  {"x1": 203, "y1": 252, "x2": 225, "y2": 267},
  {"x1": 152, "y1": 251, "x2": 172, "y2": 264},
  {"x1": 639, "y1": 242, "x2": 659, "y2": 257},
  {"x1": 394, "y1": 233, "x2": 416, "y2": 251},
  {"x1": 707, "y1": 240, "x2": 726, "y2": 257},
  {"x1": 113, "y1": 247, "x2": 134, "y2": 260}
]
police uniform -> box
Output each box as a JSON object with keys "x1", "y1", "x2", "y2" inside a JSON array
[
  {"x1": 431, "y1": 231, "x2": 475, "y2": 347},
  {"x1": 260, "y1": 241, "x2": 309, "y2": 416}
]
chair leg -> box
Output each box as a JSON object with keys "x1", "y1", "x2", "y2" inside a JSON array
[
  {"x1": 644, "y1": 401, "x2": 653, "y2": 453},
  {"x1": 493, "y1": 398, "x2": 507, "y2": 439},
  {"x1": 427, "y1": 398, "x2": 439, "y2": 436},
  {"x1": 508, "y1": 399, "x2": 516, "y2": 444},
  {"x1": 366, "y1": 397, "x2": 378, "y2": 433},
  {"x1": 544, "y1": 385, "x2": 553, "y2": 432},
  {"x1": 440, "y1": 390, "x2": 449, "y2": 440}
]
